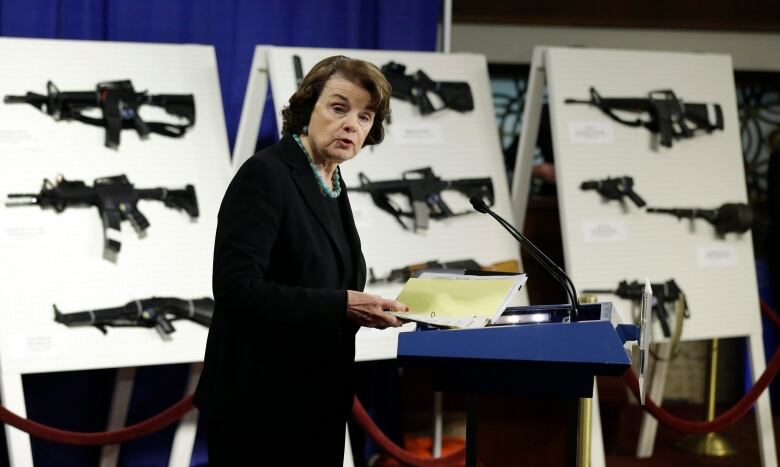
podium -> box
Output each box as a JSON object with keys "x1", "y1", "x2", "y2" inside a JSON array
[{"x1": 397, "y1": 303, "x2": 637, "y2": 466}]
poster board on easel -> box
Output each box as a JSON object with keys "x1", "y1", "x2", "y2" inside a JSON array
[
  {"x1": 0, "y1": 37, "x2": 232, "y2": 466},
  {"x1": 511, "y1": 46, "x2": 776, "y2": 466}
]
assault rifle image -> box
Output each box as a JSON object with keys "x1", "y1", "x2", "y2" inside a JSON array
[
  {"x1": 583, "y1": 279, "x2": 688, "y2": 338},
  {"x1": 54, "y1": 297, "x2": 214, "y2": 337},
  {"x1": 353, "y1": 167, "x2": 494, "y2": 231},
  {"x1": 380, "y1": 62, "x2": 474, "y2": 115},
  {"x1": 369, "y1": 259, "x2": 520, "y2": 285},
  {"x1": 5, "y1": 174, "x2": 199, "y2": 257},
  {"x1": 4, "y1": 80, "x2": 195, "y2": 149},
  {"x1": 646, "y1": 202, "x2": 753, "y2": 235},
  {"x1": 565, "y1": 87, "x2": 723, "y2": 148},
  {"x1": 580, "y1": 176, "x2": 646, "y2": 207}
]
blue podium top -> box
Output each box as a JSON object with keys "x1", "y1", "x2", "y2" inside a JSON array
[{"x1": 398, "y1": 318, "x2": 633, "y2": 398}]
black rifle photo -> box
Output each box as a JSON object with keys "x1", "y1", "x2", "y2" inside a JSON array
[
  {"x1": 369, "y1": 258, "x2": 519, "y2": 285},
  {"x1": 4, "y1": 80, "x2": 195, "y2": 149},
  {"x1": 5, "y1": 174, "x2": 199, "y2": 257},
  {"x1": 580, "y1": 176, "x2": 646, "y2": 207},
  {"x1": 380, "y1": 61, "x2": 474, "y2": 115},
  {"x1": 353, "y1": 167, "x2": 494, "y2": 231},
  {"x1": 54, "y1": 297, "x2": 214, "y2": 337},
  {"x1": 646, "y1": 202, "x2": 753, "y2": 235},
  {"x1": 565, "y1": 87, "x2": 723, "y2": 148},
  {"x1": 583, "y1": 279, "x2": 688, "y2": 338}
]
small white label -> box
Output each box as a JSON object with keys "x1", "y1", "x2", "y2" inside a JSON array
[
  {"x1": 2, "y1": 225, "x2": 46, "y2": 241},
  {"x1": 568, "y1": 122, "x2": 614, "y2": 144},
  {"x1": 7, "y1": 334, "x2": 61, "y2": 359},
  {"x1": 698, "y1": 245, "x2": 737, "y2": 268},
  {"x1": 0, "y1": 127, "x2": 41, "y2": 149},
  {"x1": 348, "y1": 198, "x2": 374, "y2": 229},
  {"x1": 390, "y1": 123, "x2": 443, "y2": 145},
  {"x1": 581, "y1": 220, "x2": 627, "y2": 242}
]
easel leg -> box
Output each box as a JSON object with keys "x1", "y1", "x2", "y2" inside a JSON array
[
  {"x1": 343, "y1": 423, "x2": 354, "y2": 467},
  {"x1": 100, "y1": 367, "x2": 136, "y2": 467},
  {"x1": 232, "y1": 47, "x2": 270, "y2": 169},
  {"x1": 0, "y1": 371, "x2": 33, "y2": 467},
  {"x1": 510, "y1": 47, "x2": 547, "y2": 230},
  {"x1": 636, "y1": 341, "x2": 671, "y2": 458},
  {"x1": 168, "y1": 363, "x2": 202, "y2": 467},
  {"x1": 748, "y1": 334, "x2": 778, "y2": 467}
]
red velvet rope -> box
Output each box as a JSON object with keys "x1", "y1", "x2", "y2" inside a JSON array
[
  {"x1": 761, "y1": 299, "x2": 780, "y2": 329},
  {"x1": 0, "y1": 300, "x2": 778, "y2": 450},
  {"x1": 351, "y1": 397, "x2": 466, "y2": 466},
  {"x1": 622, "y1": 299, "x2": 780, "y2": 434},
  {"x1": 0, "y1": 395, "x2": 194, "y2": 445},
  {"x1": 0, "y1": 393, "x2": 467, "y2": 465}
]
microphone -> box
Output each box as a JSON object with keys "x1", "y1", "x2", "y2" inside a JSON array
[{"x1": 470, "y1": 197, "x2": 581, "y2": 321}]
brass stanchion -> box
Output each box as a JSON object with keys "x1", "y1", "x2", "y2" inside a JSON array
[
  {"x1": 676, "y1": 338, "x2": 737, "y2": 456},
  {"x1": 578, "y1": 397, "x2": 592, "y2": 467},
  {"x1": 576, "y1": 294, "x2": 596, "y2": 467}
]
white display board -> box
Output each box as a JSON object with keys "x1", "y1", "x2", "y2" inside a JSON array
[
  {"x1": 234, "y1": 46, "x2": 527, "y2": 361},
  {"x1": 0, "y1": 37, "x2": 232, "y2": 466},
  {"x1": 512, "y1": 46, "x2": 776, "y2": 467},
  {"x1": 544, "y1": 47, "x2": 758, "y2": 341}
]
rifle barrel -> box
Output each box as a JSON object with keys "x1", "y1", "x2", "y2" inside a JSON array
[
  {"x1": 580, "y1": 289, "x2": 617, "y2": 295},
  {"x1": 646, "y1": 207, "x2": 690, "y2": 216},
  {"x1": 5, "y1": 194, "x2": 39, "y2": 206},
  {"x1": 564, "y1": 98, "x2": 592, "y2": 104},
  {"x1": 4, "y1": 95, "x2": 28, "y2": 104}
]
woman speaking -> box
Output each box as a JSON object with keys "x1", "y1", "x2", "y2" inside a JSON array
[{"x1": 194, "y1": 55, "x2": 408, "y2": 465}]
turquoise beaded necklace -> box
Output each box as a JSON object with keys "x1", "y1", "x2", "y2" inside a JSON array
[{"x1": 293, "y1": 134, "x2": 342, "y2": 199}]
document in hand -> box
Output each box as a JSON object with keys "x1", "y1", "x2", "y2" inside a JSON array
[{"x1": 391, "y1": 272, "x2": 528, "y2": 329}]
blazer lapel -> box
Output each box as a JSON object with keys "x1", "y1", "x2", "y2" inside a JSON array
[
  {"x1": 282, "y1": 136, "x2": 348, "y2": 268},
  {"x1": 340, "y1": 181, "x2": 366, "y2": 290}
]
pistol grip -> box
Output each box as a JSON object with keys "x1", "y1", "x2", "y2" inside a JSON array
[{"x1": 657, "y1": 120, "x2": 674, "y2": 148}]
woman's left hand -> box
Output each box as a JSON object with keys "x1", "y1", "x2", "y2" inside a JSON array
[{"x1": 345, "y1": 290, "x2": 409, "y2": 329}]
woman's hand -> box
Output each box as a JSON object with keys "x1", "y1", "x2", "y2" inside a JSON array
[{"x1": 346, "y1": 290, "x2": 409, "y2": 329}]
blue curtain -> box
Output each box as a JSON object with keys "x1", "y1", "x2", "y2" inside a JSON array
[
  {"x1": 0, "y1": 2, "x2": 441, "y2": 466},
  {"x1": 0, "y1": 0, "x2": 441, "y2": 150}
]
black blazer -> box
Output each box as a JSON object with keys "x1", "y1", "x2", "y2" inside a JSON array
[{"x1": 194, "y1": 135, "x2": 366, "y2": 428}]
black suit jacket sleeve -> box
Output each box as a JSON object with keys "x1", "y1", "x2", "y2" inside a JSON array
[{"x1": 213, "y1": 152, "x2": 351, "y2": 333}]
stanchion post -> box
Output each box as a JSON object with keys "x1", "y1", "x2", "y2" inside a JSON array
[
  {"x1": 578, "y1": 397, "x2": 592, "y2": 467},
  {"x1": 676, "y1": 338, "x2": 737, "y2": 456}
]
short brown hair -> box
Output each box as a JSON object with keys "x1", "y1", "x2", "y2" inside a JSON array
[{"x1": 281, "y1": 55, "x2": 391, "y2": 146}]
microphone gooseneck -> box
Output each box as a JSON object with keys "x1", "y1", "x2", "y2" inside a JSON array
[{"x1": 470, "y1": 197, "x2": 581, "y2": 321}]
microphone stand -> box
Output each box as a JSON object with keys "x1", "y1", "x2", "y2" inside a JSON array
[{"x1": 470, "y1": 198, "x2": 581, "y2": 321}]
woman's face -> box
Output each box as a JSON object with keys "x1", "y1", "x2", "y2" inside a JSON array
[{"x1": 305, "y1": 75, "x2": 375, "y2": 165}]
